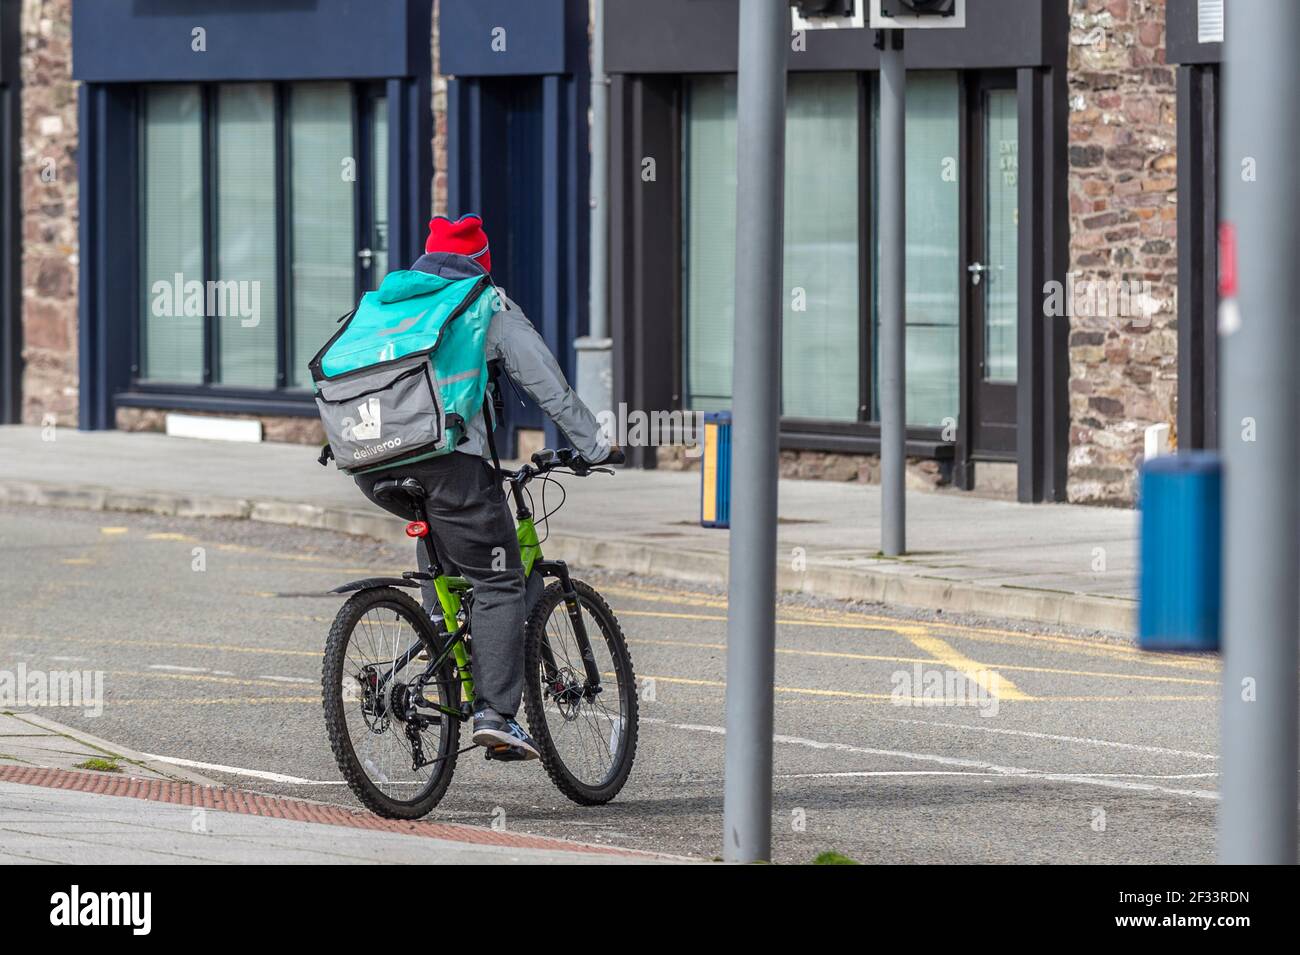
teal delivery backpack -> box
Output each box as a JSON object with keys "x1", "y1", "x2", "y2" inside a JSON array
[{"x1": 309, "y1": 269, "x2": 498, "y2": 475}]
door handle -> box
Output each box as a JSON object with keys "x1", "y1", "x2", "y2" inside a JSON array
[
  {"x1": 358, "y1": 248, "x2": 374, "y2": 269},
  {"x1": 967, "y1": 262, "x2": 994, "y2": 286}
]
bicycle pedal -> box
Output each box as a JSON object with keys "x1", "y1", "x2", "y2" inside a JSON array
[{"x1": 483, "y1": 743, "x2": 527, "y2": 762}]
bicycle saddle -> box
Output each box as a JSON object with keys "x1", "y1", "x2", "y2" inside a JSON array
[{"x1": 371, "y1": 477, "x2": 426, "y2": 509}]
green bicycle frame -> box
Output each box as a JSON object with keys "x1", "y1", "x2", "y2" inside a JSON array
[{"x1": 427, "y1": 515, "x2": 542, "y2": 707}]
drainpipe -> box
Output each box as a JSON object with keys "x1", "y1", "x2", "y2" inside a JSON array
[{"x1": 575, "y1": 0, "x2": 614, "y2": 434}]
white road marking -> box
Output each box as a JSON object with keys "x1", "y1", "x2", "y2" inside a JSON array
[
  {"x1": 144, "y1": 754, "x2": 325, "y2": 785},
  {"x1": 256, "y1": 675, "x2": 317, "y2": 685},
  {"x1": 641, "y1": 717, "x2": 1221, "y2": 801},
  {"x1": 881, "y1": 716, "x2": 1218, "y2": 761},
  {"x1": 145, "y1": 716, "x2": 1223, "y2": 799},
  {"x1": 777, "y1": 770, "x2": 1218, "y2": 781},
  {"x1": 148, "y1": 664, "x2": 209, "y2": 674}
]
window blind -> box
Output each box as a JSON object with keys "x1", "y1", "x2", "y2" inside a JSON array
[
  {"x1": 140, "y1": 85, "x2": 204, "y2": 384},
  {"x1": 215, "y1": 83, "x2": 277, "y2": 388}
]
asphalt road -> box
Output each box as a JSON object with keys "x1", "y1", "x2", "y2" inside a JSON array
[{"x1": 0, "y1": 504, "x2": 1221, "y2": 863}]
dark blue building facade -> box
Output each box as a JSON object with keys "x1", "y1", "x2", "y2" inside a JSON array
[
  {"x1": 74, "y1": 0, "x2": 433, "y2": 430},
  {"x1": 439, "y1": 0, "x2": 590, "y2": 454}
]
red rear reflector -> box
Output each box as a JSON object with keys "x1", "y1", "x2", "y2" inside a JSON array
[
  {"x1": 1219, "y1": 222, "x2": 1238, "y2": 298},
  {"x1": 405, "y1": 521, "x2": 429, "y2": 538}
]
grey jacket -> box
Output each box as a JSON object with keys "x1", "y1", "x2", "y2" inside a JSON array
[{"x1": 409, "y1": 252, "x2": 610, "y2": 463}]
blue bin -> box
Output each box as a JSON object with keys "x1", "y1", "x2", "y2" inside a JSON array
[
  {"x1": 1138, "y1": 452, "x2": 1222, "y2": 652},
  {"x1": 700, "y1": 411, "x2": 732, "y2": 528}
]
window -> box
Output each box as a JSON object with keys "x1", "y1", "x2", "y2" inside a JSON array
[
  {"x1": 289, "y1": 82, "x2": 356, "y2": 389},
  {"x1": 682, "y1": 76, "x2": 738, "y2": 414},
  {"x1": 872, "y1": 71, "x2": 961, "y2": 427},
  {"x1": 138, "y1": 81, "x2": 380, "y2": 393},
  {"x1": 783, "y1": 73, "x2": 860, "y2": 421},
  {"x1": 983, "y1": 88, "x2": 1018, "y2": 382},
  {"x1": 681, "y1": 71, "x2": 962, "y2": 429},
  {"x1": 683, "y1": 73, "x2": 861, "y2": 422},
  {"x1": 215, "y1": 83, "x2": 277, "y2": 388},
  {"x1": 140, "y1": 85, "x2": 204, "y2": 383}
]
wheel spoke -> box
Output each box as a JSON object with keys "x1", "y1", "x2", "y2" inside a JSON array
[
  {"x1": 530, "y1": 589, "x2": 635, "y2": 793},
  {"x1": 325, "y1": 593, "x2": 458, "y2": 812}
]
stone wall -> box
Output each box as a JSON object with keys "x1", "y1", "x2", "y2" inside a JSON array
[
  {"x1": 656, "y1": 445, "x2": 951, "y2": 491},
  {"x1": 115, "y1": 407, "x2": 325, "y2": 445},
  {"x1": 1066, "y1": 0, "x2": 1179, "y2": 505},
  {"x1": 432, "y1": 0, "x2": 448, "y2": 216},
  {"x1": 19, "y1": 0, "x2": 78, "y2": 427}
]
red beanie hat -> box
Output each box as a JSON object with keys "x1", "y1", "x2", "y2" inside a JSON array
[{"x1": 425, "y1": 214, "x2": 491, "y2": 275}]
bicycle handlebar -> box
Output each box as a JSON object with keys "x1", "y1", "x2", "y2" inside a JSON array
[{"x1": 505, "y1": 447, "x2": 622, "y2": 486}]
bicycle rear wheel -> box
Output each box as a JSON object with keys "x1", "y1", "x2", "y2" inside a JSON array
[
  {"x1": 522, "y1": 580, "x2": 638, "y2": 805},
  {"x1": 322, "y1": 586, "x2": 460, "y2": 819}
]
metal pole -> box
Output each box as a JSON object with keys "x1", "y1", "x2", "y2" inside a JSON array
[
  {"x1": 723, "y1": 0, "x2": 786, "y2": 864},
  {"x1": 575, "y1": 0, "x2": 613, "y2": 421},
  {"x1": 879, "y1": 30, "x2": 906, "y2": 556},
  {"x1": 588, "y1": 0, "x2": 609, "y2": 342},
  {"x1": 1219, "y1": 0, "x2": 1300, "y2": 865}
]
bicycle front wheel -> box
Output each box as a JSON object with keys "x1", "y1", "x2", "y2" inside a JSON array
[
  {"x1": 523, "y1": 580, "x2": 638, "y2": 805},
  {"x1": 322, "y1": 586, "x2": 460, "y2": 819}
]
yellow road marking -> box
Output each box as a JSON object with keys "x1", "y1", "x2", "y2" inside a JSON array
[
  {"x1": 0, "y1": 631, "x2": 320, "y2": 658},
  {"x1": 606, "y1": 587, "x2": 1217, "y2": 673},
  {"x1": 627, "y1": 636, "x2": 1216, "y2": 688},
  {"x1": 146, "y1": 532, "x2": 196, "y2": 542},
  {"x1": 107, "y1": 670, "x2": 313, "y2": 690},
  {"x1": 94, "y1": 697, "x2": 320, "y2": 706},
  {"x1": 0, "y1": 631, "x2": 1214, "y2": 707},
  {"x1": 901, "y1": 632, "x2": 1034, "y2": 701},
  {"x1": 59, "y1": 558, "x2": 95, "y2": 566},
  {"x1": 99, "y1": 527, "x2": 128, "y2": 536},
  {"x1": 623, "y1": 606, "x2": 903, "y2": 634},
  {"x1": 636, "y1": 674, "x2": 1211, "y2": 705},
  {"x1": 235, "y1": 567, "x2": 1212, "y2": 674},
  {"x1": 641, "y1": 672, "x2": 895, "y2": 700},
  {"x1": 214, "y1": 542, "x2": 332, "y2": 561},
  {"x1": 99, "y1": 560, "x2": 1200, "y2": 678}
]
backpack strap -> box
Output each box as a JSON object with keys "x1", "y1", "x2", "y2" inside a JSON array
[
  {"x1": 482, "y1": 392, "x2": 506, "y2": 503},
  {"x1": 487, "y1": 358, "x2": 507, "y2": 422}
]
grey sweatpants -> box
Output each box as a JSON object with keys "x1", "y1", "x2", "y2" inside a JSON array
[{"x1": 355, "y1": 451, "x2": 538, "y2": 717}]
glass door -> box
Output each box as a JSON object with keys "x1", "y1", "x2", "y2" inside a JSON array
[
  {"x1": 967, "y1": 76, "x2": 1019, "y2": 457},
  {"x1": 358, "y1": 85, "x2": 389, "y2": 289}
]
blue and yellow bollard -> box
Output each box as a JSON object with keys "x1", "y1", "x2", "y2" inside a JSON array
[{"x1": 700, "y1": 411, "x2": 732, "y2": 529}]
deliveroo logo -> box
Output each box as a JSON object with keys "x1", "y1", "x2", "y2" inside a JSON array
[
  {"x1": 378, "y1": 308, "x2": 429, "y2": 337},
  {"x1": 351, "y1": 397, "x2": 382, "y2": 440}
]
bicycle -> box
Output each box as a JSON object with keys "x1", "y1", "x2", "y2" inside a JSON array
[{"x1": 320, "y1": 448, "x2": 638, "y2": 818}]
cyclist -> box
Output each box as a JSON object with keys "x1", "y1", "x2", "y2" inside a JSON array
[{"x1": 354, "y1": 214, "x2": 617, "y2": 761}]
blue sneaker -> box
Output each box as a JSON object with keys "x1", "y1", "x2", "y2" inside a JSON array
[{"x1": 472, "y1": 705, "x2": 540, "y2": 760}]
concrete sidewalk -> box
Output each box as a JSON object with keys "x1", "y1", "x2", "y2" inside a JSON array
[
  {"x1": 0, "y1": 712, "x2": 675, "y2": 864},
  {"x1": 0, "y1": 425, "x2": 1137, "y2": 633}
]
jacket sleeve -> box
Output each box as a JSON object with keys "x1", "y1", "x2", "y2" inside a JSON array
[{"x1": 487, "y1": 294, "x2": 611, "y2": 462}]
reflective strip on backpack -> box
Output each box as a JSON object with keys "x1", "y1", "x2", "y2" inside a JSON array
[{"x1": 434, "y1": 368, "x2": 482, "y2": 388}]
